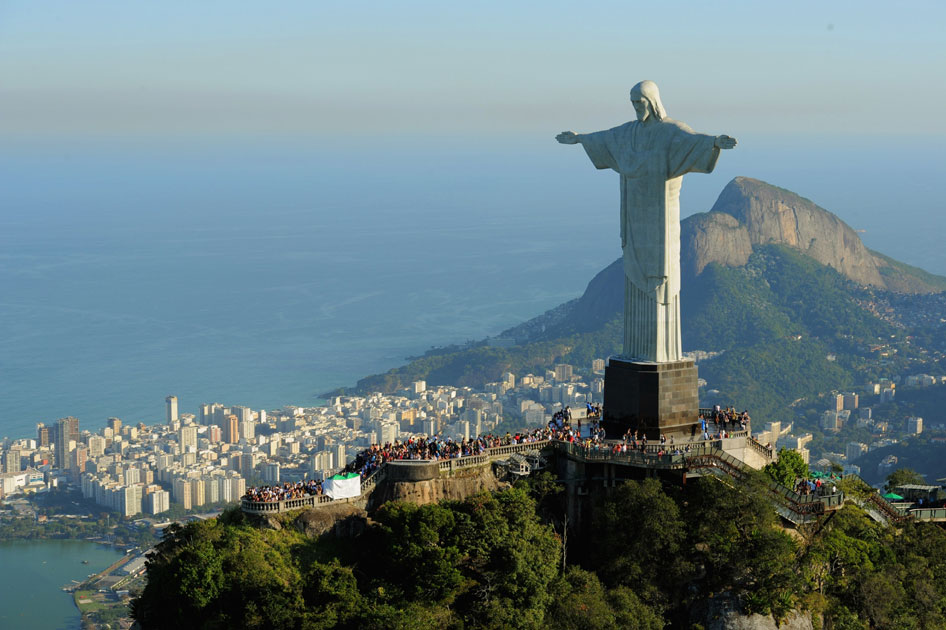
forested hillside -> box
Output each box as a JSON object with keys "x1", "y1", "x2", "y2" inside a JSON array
[{"x1": 132, "y1": 475, "x2": 946, "y2": 629}]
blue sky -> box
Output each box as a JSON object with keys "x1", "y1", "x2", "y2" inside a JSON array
[{"x1": 1, "y1": 1, "x2": 944, "y2": 139}]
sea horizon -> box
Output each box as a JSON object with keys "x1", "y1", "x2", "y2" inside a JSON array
[{"x1": 2, "y1": 135, "x2": 944, "y2": 441}]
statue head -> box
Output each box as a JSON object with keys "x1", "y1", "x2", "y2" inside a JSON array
[{"x1": 630, "y1": 80, "x2": 667, "y2": 122}]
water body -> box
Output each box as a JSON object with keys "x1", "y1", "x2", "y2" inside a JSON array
[
  {"x1": 0, "y1": 539, "x2": 124, "y2": 630},
  {"x1": 0, "y1": 135, "x2": 943, "y2": 439}
]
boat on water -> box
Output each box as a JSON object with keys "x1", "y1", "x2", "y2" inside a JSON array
[{"x1": 82, "y1": 560, "x2": 89, "y2": 564}]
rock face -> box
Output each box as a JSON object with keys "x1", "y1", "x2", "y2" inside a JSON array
[
  {"x1": 292, "y1": 503, "x2": 368, "y2": 538},
  {"x1": 691, "y1": 595, "x2": 815, "y2": 630},
  {"x1": 707, "y1": 177, "x2": 885, "y2": 287},
  {"x1": 681, "y1": 211, "x2": 753, "y2": 277},
  {"x1": 499, "y1": 175, "x2": 946, "y2": 346},
  {"x1": 367, "y1": 466, "x2": 505, "y2": 510}
]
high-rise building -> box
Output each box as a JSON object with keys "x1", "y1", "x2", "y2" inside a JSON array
[
  {"x1": 379, "y1": 422, "x2": 398, "y2": 445},
  {"x1": 36, "y1": 423, "x2": 51, "y2": 448},
  {"x1": 198, "y1": 404, "x2": 213, "y2": 425},
  {"x1": 88, "y1": 435, "x2": 106, "y2": 457},
  {"x1": 190, "y1": 478, "x2": 206, "y2": 507},
  {"x1": 173, "y1": 478, "x2": 192, "y2": 509},
  {"x1": 225, "y1": 415, "x2": 240, "y2": 444},
  {"x1": 107, "y1": 417, "x2": 122, "y2": 435},
  {"x1": 846, "y1": 442, "x2": 868, "y2": 462},
  {"x1": 232, "y1": 406, "x2": 252, "y2": 423},
  {"x1": 261, "y1": 462, "x2": 280, "y2": 484},
  {"x1": 144, "y1": 489, "x2": 170, "y2": 515},
  {"x1": 217, "y1": 476, "x2": 233, "y2": 503},
  {"x1": 554, "y1": 363, "x2": 574, "y2": 382},
  {"x1": 239, "y1": 420, "x2": 255, "y2": 442},
  {"x1": 907, "y1": 416, "x2": 924, "y2": 435},
  {"x1": 179, "y1": 426, "x2": 198, "y2": 451},
  {"x1": 240, "y1": 452, "x2": 258, "y2": 476},
  {"x1": 70, "y1": 446, "x2": 89, "y2": 478},
  {"x1": 203, "y1": 476, "x2": 220, "y2": 503},
  {"x1": 118, "y1": 485, "x2": 143, "y2": 517},
  {"x1": 228, "y1": 475, "x2": 246, "y2": 501},
  {"x1": 55, "y1": 417, "x2": 79, "y2": 470},
  {"x1": 2, "y1": 449, "x2": 21, "y2": 473},
  {"x1": 207, "y1": 425, "x2": 222, "y2": 443},
  {"x1": 166, "y1": 396, "x2": 179, "y2": 425}
]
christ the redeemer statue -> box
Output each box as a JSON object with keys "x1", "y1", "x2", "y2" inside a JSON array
[{"x1": 557, "y1": 80, "x2": 736, "y2": 363}]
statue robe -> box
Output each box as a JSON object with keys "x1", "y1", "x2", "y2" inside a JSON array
[{"x1": 580, "y1": 118, "x2": 719, "y2": 362}]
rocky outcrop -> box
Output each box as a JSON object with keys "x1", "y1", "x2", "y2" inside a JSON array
[
  {"x1": 367, "y1": 465, "x2": 506, "y2": 510},
  {"x1": 681, "y1": 211, "x2": 753, "y2": 277},
  {"x1": 708, "y1": 177, "x2": 885, "y2": 287},
  {"x1": 455, "y1": 176, "x2": 946, "y2": 348},
  {"x1": 691, "y1": 594, "x2": 815, "y2": 630},
  {"x1": 292, "y1": 503, "x2": 368, "y2": 538}
]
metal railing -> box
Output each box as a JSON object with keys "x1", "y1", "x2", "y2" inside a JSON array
[
  {"x1": 239, "y1": 436, "x2": 850, "y2": 524},
  {"x1": 242, "y1": 440, "x2": 554, "y2": 514},
  {"x1": 909, "y1": 508, "x2": 946, "y2": 521},
  {"x1": 841, "y1": 473, "x2": 910, "y2": 524}
]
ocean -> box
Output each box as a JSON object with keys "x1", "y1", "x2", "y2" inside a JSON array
[{"x1": 1, "y1": 134, "x2": 944, "y2": 440}]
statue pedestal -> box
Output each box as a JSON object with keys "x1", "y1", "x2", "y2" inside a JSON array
[{"x1": 602, "y1": 357, "x2": 699, "y2": 439}]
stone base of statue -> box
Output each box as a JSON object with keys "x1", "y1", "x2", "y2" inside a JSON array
[{"x1": 602, "y1": 357, "x2": 699, "y2": 440}]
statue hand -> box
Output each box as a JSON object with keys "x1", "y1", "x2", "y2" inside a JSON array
[
  {"x1": 714, "y1": 135, "x2": 737, "y2": 150},
  {"x1": 556, "y1": 131, "x2": 580, "y2": 145}
]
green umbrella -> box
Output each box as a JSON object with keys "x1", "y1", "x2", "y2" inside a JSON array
[{"x1": 883, "y1": 492, "x2": 904, "y2": 500}]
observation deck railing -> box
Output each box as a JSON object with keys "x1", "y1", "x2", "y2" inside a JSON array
[
  {"x1": 241, "y1": 440, "x2": 550, "y2": 514},
  {"x1": 241, "y1": 436, "x2": 833, "y2": 523}
]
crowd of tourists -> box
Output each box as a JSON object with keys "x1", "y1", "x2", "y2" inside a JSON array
[
  {"x1": 244, "y1": 402, "x2": 756, "y2": 503},
  {"x1": 243, "y1": 479, "x2": 323, "y2": 503},
  {"x1": 343, "y1": 428, "x2": 560, "y2": 481},
  {"x1": 708, "y1": 405, "x2": 750, "y2": 431},
  {"x1": 795, "y1": 477, "x2": 840, "y2": 497}
]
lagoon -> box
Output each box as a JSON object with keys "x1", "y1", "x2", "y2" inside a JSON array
[{"x1": 0, "y1": 539, "x2": 124, "y2": 630}]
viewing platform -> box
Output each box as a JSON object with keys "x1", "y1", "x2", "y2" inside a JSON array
[
  {"x1": 240, "y1": 411, "x2": 936, "y2": 527},
  {"x1": 240, "y1": 431, "x2": 830, "y2": 524}
]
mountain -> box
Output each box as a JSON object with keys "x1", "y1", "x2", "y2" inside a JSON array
[
  {"x1": 326, "y1": 177, "x2": 946, "y2": 421},
  {"x1": 502, "y1": 177, "x2": 945, "y2": 344}
]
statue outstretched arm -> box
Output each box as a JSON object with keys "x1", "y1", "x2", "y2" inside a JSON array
[
  {"x1": 556, "y1": 131, "x2": 582, "y2": 145},
  {"x1": 714, "y1": 135, "x2": 737, "y2": 149}
]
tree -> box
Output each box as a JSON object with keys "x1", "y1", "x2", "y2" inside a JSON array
[
  {"x1": 591, "y1": 479, "x2": 688, "y2": 606},
  {"x1": 683, "y1": 475, "x2": 799, "y2": 615},
  {"x1": 885, "y1": 467, "x2": 925, "y2": 492},
  {"x1": 763, "y1": 448, "x2": 809, "y2": 488}
]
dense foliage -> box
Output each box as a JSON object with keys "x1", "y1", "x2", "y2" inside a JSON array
[
  {"x1": 764, "y1": 448, "x2": 810, "y2": 487},
  {"x1": 131, "y1": 476, "x2": 946, "y2": 629}
]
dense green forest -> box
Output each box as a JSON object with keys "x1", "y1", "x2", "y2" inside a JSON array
[{"x1": 132, "y1": 474, "x2": 946, "y2": 629}]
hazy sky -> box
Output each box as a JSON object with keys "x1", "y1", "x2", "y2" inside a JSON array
[
  {"x1": 1, "y1": 1, "x2": 945, "y2": 429},
  {"x1": 1, "y1": 1, "x2": 944, "y2": 140}
]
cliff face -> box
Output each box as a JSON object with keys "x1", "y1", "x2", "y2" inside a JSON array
[
  {"x1": 681, "y1": 211, "x2": 753, "y2": 277},
  {"x1": 367, "y1": 466, "x2": 506, "y2": 510},
  {"x1": 703, "y1": 177, "x2": 885, "y2": 287}
]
